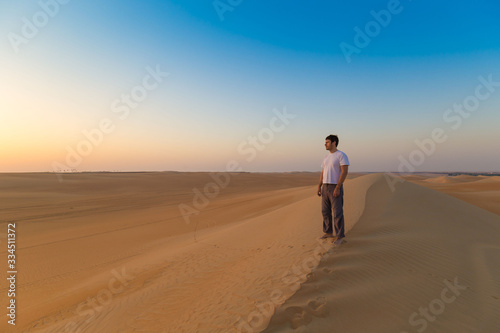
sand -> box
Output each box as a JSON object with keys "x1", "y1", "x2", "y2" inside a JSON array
[
  {"x1": 0, "y1": 172, "x2": 499, "y2": 332},
  {"x1": 407, "y1": 174, "x2": 500, "y2": 216},
  {"x1": 264, "y1": 174, "x2": 500, "y2": 332}
]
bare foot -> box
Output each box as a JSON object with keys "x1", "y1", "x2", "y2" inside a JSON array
[{"x1": 319, "y1": 233, "x2": 334, "y2": 239}]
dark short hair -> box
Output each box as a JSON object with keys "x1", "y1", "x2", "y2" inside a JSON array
[{"x1": 325, "y1": 134, "x2": 339, "y2": 146}]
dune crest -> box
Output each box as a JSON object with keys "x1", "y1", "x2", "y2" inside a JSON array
[
  {"x1": 263, "y1": 174, "x2": 500, "y2": 333},
  {"x1": 3, "y1": 173, "x2": 376, "y2": 332}
]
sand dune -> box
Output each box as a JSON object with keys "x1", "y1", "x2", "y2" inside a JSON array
[
  {"x1": 421, "y1": 174, "x2": 495, "y2": 184},
  {"x1": 263, "y1": 174, "x2": 500, "y2": 332},
  {"x1": 408, "y1": 175, "x2": 500, "y2": 216},
  {"x1": 424, "y1": 175, "x2": 454, "y2": 183},
  {"x1": 1, "y1": 172, "x2": 499, "y2": 332},
  {"x1": 423, "y1": 175, "x2": 477, "y2": 183},
  {"x1": 475, "y1": 175, "x2": 500, "y2": 183},
  {"x1": 0, "y1": 172, "x2": 328, "y2": 332}
]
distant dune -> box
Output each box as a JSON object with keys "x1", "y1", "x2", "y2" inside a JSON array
[
  {"x1": 423, "y1": 175, "x2": 457, "y2": 183},
  {"x1": 423, "y1": 175, "x2": 483, "y2": 183},
  {"x1": 408, "y1": 174, "x2": 500, "y2": 216},
  {"x1": 475, "y1": 175, "x2": 500, "y2": 183}
]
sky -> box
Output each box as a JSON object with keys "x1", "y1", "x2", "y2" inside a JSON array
[{"x1": 1, "y1": 0, "x2": 499, "y2": 173}]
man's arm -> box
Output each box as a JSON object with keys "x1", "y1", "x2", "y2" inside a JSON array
[
  {"x1": 333, "y1": 165, "x2": 349, "y2": 197},
  {"x1": 317, "y1": 167, "x2": 324, "y2": 196}
]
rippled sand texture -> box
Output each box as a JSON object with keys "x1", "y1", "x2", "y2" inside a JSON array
[
  {"x1": 263, "y1": 174, "x2": 500, "y2": 333},
  {"x1": 0, "y1": 172, "x2": 498, "y2": 332}
]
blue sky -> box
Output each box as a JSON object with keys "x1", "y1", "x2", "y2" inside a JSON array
[{"x1": 1, "y1": 0, "x2": 499, "y2": 172}]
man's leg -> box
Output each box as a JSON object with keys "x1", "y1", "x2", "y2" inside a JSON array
[
  {"x1": 332, "y1": 185, "x2": 345, "y2": 238},
  {"x1": 321, "y1": 184, "x2": 334, "y2": 234}
]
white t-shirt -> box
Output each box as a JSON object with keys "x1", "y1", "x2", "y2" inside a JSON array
[{"x1": 322, "y1": 150, "x2": 350, "y2": 184}]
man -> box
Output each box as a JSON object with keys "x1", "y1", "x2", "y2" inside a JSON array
[{"x1": 317, "y1": 134, "x2": 349, "y2": 245}]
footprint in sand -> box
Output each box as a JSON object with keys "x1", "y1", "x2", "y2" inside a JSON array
[
  {"x1": 284, "y1": 306, "x2": 312, "y2": 329},
  {"x1": 308, "y1": 296, "x2": 328, "y2": 317},
  {"x1": 322, "y1": 267, "x2": 333, "y2": 274}
]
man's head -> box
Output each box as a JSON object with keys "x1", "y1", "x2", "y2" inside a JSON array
[{"x1": 325, "y1": 134, "x2": 339, "y2": 151}]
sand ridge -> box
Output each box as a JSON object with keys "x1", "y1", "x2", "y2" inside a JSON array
[
  {"x1": 263, "y1": 174, "x2": 500, "y2": 332},
  {"x1": 4, "y1": 173, "x2": 372, "y2": 332},
  {"x1": 0, "y1": 172, "x2": 324, "y2": 332},
  {"x1": 407, "y1": 174, "x2": 500, "y2": 216}
]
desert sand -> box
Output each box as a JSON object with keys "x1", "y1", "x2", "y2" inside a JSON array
[
  {"x1": 0, "y1": 172, "x2": 499, "y2": 332},
  {"x1": 407, "y1": 174, "x2": 500, "y2": 216}
]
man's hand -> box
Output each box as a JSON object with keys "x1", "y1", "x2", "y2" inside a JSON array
[
  {"x1": 333, "y1": 186, "x2": 341, "y2": 197},
  {"x1": 317, "y1": 185, "x2": 322, "y2": 197}
]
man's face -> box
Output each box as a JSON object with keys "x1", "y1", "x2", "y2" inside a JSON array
[{"x1": 325, "y1": 140, "x2": 332, "y2": 150}]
